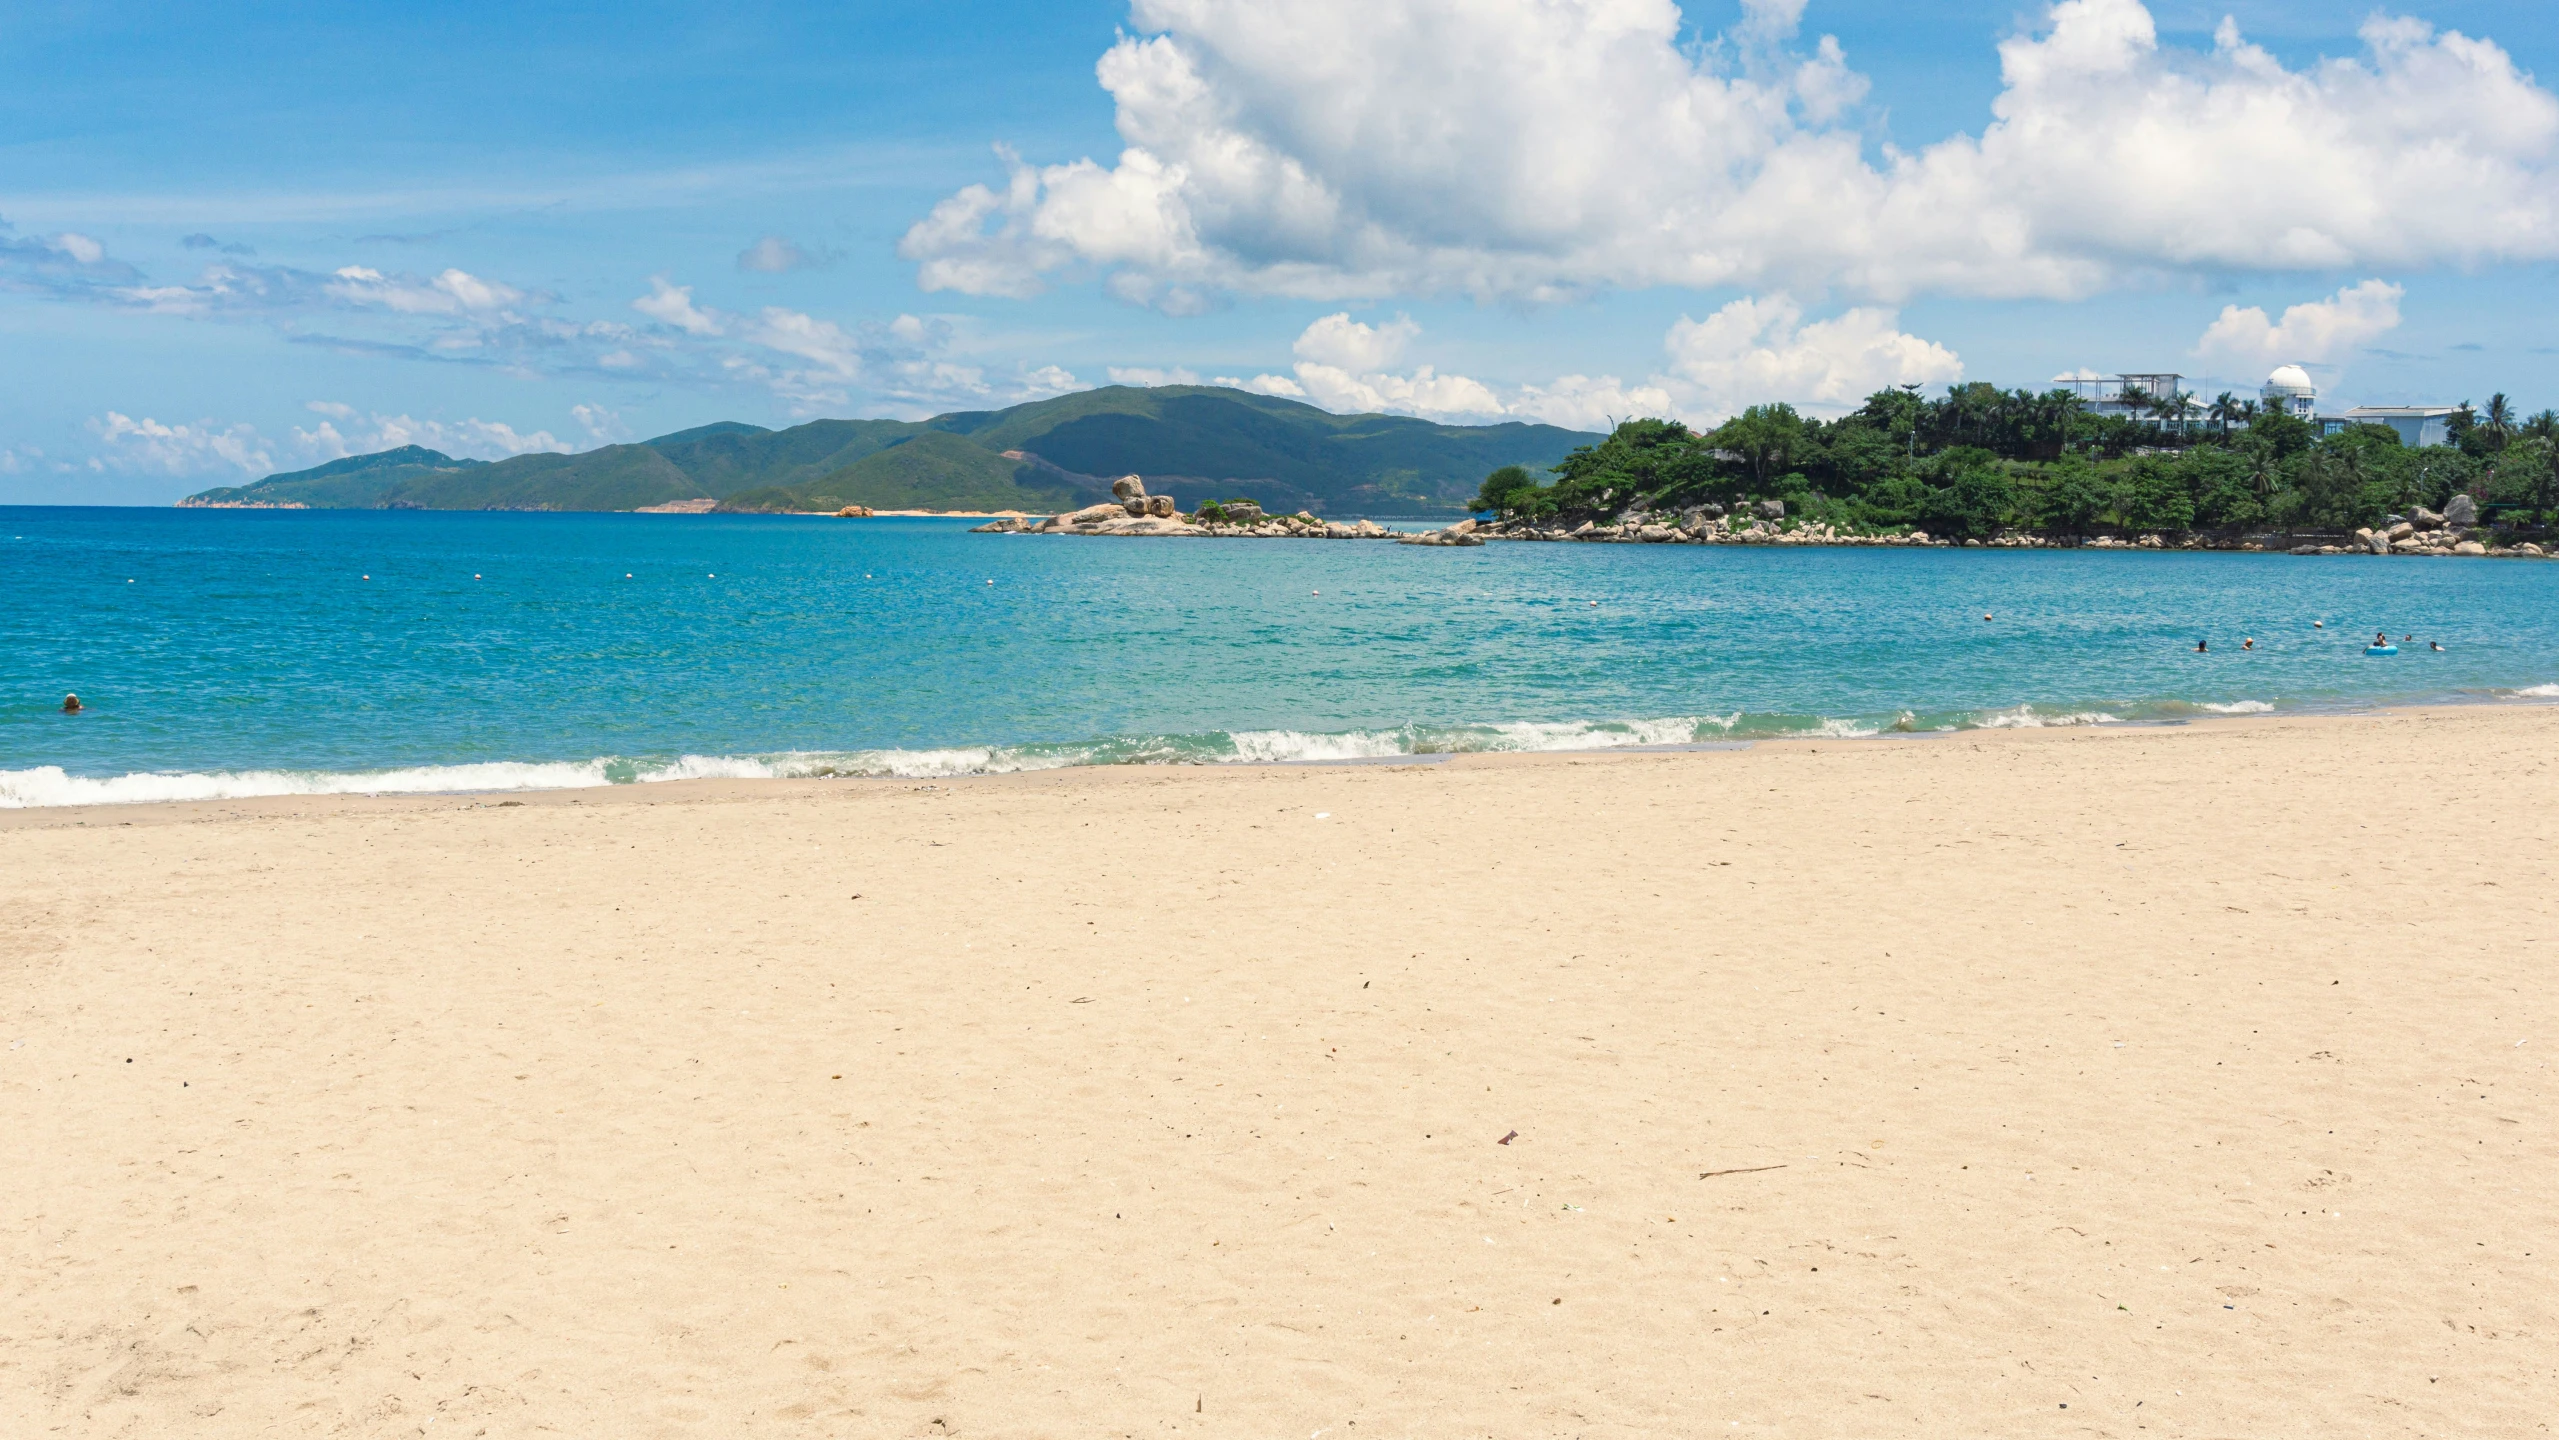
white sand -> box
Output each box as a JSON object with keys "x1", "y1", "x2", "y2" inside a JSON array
[{"x1": 5, "y1": 706, "x2": 2553, "y2": 1436}]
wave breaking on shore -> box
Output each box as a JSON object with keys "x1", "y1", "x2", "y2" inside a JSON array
[{"x1": 0, "y1": 696, "x2": 2338, "y2": 808}]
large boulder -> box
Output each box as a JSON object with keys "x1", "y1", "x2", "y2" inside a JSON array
[
  {"x1": 1756, "y1": 498, "x2": 1787, "y2": 520},
  {"x1": 2455, "y1": 539, "x2": 2488, "y2": 555},
  {"x1": 2364, "y1": 531, "x2": 2391, "y2": 555},
  {"x1": 1146, "y1": 494, "x2": 1176, "y2": 518},
  {"x1": 1111, "y1": 475, "x2": 1148, "y2": 501},
  {"x1": 2410, "y1": 506, "x2": 2446, "y2": 528},
  {"x1": 1056, "y1": 502, "x2": 1127, "y2": 529},
  {"x1": 2386, "y1": 520, "x2": 2415, "y2": 540},
  {"x1": 2445, "y1": 494, "x2": 2480, "y2": 527}
]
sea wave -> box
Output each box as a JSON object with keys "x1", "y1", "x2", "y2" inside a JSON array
[
  {"x1": 2506, "y1": 683, "x2": 2559, "y2": 698},
  {"x1": 1, "y1": 698, "x2": 2330, "y2": 808},
  {"x1": 1972, "y1": 705, "x2": 2124, "y2": 728}
]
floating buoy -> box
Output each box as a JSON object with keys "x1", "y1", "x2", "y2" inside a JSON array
[
  {"x1": 362, "y1": 574, "x2": 370, "y2": 580},
  {"x1": 474, "y1": 574, "x2": 482, "y2": 580}
]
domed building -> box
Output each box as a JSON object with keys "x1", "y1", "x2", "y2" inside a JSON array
[{"x1": 2260, "y1": 364, "x2": 2317, "y2": 419}]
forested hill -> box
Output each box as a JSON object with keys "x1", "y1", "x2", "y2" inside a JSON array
[{"x1": 182, "y1": 386, "x2": 1598, "y2": 516}]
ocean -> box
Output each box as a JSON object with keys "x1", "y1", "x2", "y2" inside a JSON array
[{"x1": 6, "y1": 507, "x2": 2556, "y2": 806}]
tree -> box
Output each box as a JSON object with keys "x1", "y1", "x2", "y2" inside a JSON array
[
  {"x1": 1708, "y1": 405, "x2": 1808, "y2": 489},
  {"x1": 1472, "y1": 464, "x2": 1545, "y2": 517},
  {"x1": 2029, "y1": 459, "x2": 2112, "y2": 534},
  {"x1": 2120, "y1": 457, "x2": 2196, "y2": 531},
  {"x1": 2482, "y1": 393, "x2": 2516, "y2": 451},
  {"x1": 2208, "y1": 391, "x2": 2244, "y2": 438}
]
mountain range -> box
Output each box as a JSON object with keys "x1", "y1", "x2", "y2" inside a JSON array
[{"x1": 182, "y1": 386, "x2": 1598, "y2": 516}]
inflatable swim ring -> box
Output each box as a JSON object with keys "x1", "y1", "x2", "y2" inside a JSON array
[{"x1": 2366, "y1": 644, "x2": 2398, "y2": 656}]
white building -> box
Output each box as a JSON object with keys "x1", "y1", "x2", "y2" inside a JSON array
[
  {"x1": 2057, "y1": 372, "x2": 2192, "y2": 426},
  {"x1": 2321, "y1": 405, "x2": 2462, "y2": 447},
  {"x1": 2259, "y1": 364, "x2": 2317, "y2": 419}
]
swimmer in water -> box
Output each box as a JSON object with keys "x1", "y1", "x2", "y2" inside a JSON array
[
  {"x1": 2431, "y1": 641, "x2": 2445, "y2": 652},
  {"x1": 2242, "y1": 638, "x2": 2254, "y2": 650},
  {"x1": 2375, "y1": 632, "x2": 2389, "y2": 647},
  {"x1": 60, "y1": 693, "x2": 82, "y2": 713},
  {"x1": 2195, "y1": 640, "x2": 2209, "y2": 652}
]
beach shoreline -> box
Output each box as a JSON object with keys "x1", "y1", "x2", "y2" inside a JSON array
[
  {"x1": 8, "y1": 701, "x2": 2552, "y2": 1436},
  {"x1": 5, "y1": 697, "x2": 2549, "y2": 823}
]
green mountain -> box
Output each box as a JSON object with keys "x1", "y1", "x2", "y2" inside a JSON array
[{"x1": 184, "y1": 386, "x2": 1599, "y2": 515}]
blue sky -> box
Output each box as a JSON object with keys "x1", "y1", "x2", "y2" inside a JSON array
[{"x1": 4, "y1": 0, "x2": 2557, "y2": 502}]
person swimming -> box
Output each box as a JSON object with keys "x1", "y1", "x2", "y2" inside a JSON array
[
  {"x1": 2242, "y1": 638, "x2": 2254, "y2": 650},
  {"x1": 60, "y1": 693, "x2": 82, "y2": 713},
  {"x1": 2431, "y1": 641, "x2": 2445, "y2": 652},
  {"x1": 2195, "y1": 640, "x2": 2209, "y2": 652},
  {"x1": 2375, "y1": 632, "x2": 2389, "y2": 647}
]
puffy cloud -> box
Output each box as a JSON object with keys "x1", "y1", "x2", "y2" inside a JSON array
[
  {"x1": 2195, "y1": 278, "x2": 2405, "y2": 365},
  {"x1": 1293, "y1": 313, "x2": 1419, "y2": 371},
  {"x1": 1242, "y1": 300, "x2": 1954, "y2": 428},
  {"x1": 50, "y1": 233, "x2": 106, "y2": 265},
  {"x1": 736, "y1": 235, "x2": 831, "y2": 273},
  {"x1": 902, "y1": 0, "x2": 2559, "y2": 308},
  {"x1": 630, "y1": 276, "x2": 725, "y2": 335},
  {"x1": 291, "y1": 403, "x2": 571, "y2": 462},
  {"x1": 1107, "y1": 365, "x2": 1203, "y2": 386},
  {"x1": 87, "y1": 413, "x2": 275, "y2": 476},
  {"x1": 1661, "y1": 295, "x2": 1963, "y2": 416}
]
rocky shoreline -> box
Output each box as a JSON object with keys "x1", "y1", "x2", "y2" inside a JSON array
[{"x1": 975, "y1": 480, "x2": 2554, "y2": 558}]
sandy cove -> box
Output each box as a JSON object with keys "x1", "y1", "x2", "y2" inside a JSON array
[{"x1": 5, "y1": 707, "x2": 2554, "y2": 1437}]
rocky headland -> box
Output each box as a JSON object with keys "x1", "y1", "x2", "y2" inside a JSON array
[{"x1": 975, "y1": 482, "x2": 2554, "y2": 558}]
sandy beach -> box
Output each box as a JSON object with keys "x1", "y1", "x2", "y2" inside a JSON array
[{"x1": 5, "y1": 706, "x2": 2553, "y2": 1437}]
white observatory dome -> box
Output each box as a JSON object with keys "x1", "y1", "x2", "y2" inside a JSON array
[{"x1": 2263, "y1": 364, "x2": 2315, "y2": 397}]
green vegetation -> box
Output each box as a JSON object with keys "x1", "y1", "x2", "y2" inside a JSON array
[
  {"x1": 186, "y1": 385, "x2": 1596, "y2": 515},
  {"x1": 1471, "y1": 384, "x2": 2559, "y2": 539}
]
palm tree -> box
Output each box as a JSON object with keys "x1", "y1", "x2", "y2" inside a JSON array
[
  {"x1": 2525, "y1": 409, "x2": 2559, "y2": 444},
  {"x1": 2150, "y1": 389, "x2": 2200, "y2": 437},
  {"x1": 2208, "y1": 391, "x2": 2243, "y2": 438},
  {"x1": 2483, "y1": 393, "x2": 2516, "y2": 451}
]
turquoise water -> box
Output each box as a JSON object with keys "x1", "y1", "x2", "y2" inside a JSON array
[{"x1": 6, "y1": 507, "x2": 2557, "y2": 805}]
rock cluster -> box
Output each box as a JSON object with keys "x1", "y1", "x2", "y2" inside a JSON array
[
  {"x1": 1396, "y1": 518, "x2": 1484, "y2": 547},
  {"x1": 970, "y1": 487, "x2": 1397, "y2": 539}
]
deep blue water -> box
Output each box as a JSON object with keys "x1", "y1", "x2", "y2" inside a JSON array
[{"x1": 6, "y1": 507, "x2": 2556, "y2": 805}]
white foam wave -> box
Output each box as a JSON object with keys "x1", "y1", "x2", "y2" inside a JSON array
[
  {"x1": 2196, "y1": 700, "x2": 2276, "y2": 714},
  {"x1": 1972, "y1": 706, "x2": 2124, "y2": 729},
  {"x1": 1802, "y1": 717, "x2": 1883, "y2": 738},
  {"x1": 1227, "y1": 729, "x2": 1413, "y2": 763},
  {"x1": 2508, "y1": 683, "x2": 2559, "y2": 697},
  {"x1": 0, "y1": 759, "x2": 616, "y2": 809}
]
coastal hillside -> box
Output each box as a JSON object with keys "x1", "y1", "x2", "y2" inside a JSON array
[{"x1": 182, "y1": 386, "x2": 1599, "y2": 515}]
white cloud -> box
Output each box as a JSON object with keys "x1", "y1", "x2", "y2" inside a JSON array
[
  {"x1": 1661, "y1": 295, "x2": 1963, "y2": 416},
  {"x1": 2195, "y1": 278, "x2": 2404, "y2": 365},
  {"x1": 51, "y1": 232, "x2": 105, "y2": 265},
  {"x1": 571, "y1": 403, "x2": 627, "y2": 445},
  {"x1": 1107, "y1": 365, "x2": 1203, "y2": 386},
  {"x1": 290, "y1": 404, "x2": 572, "y2": 463},
  {"x1": 737, "y1": 235, "x2": 830, "y2": 273},
  {"x1": 87, "y1": 413, "x2": 275, "y2": 476},
  {"x1": 1239, "y1": 299, "x2": 1955, "y2": 429},
  {"x1": 327, "y1": 265, "x2": 525, "y2": 315},
  {"x1": 1293, "y1": 313, "x2": 1420, "y2": 371},
  {"x1": 631, "y1": 276, "x2": 725, "y2": 335},
  {"x1": 901, "y1": 0, "x2": 2559, "y2": 307}
]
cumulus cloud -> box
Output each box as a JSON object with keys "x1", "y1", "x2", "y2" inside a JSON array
[
  {"x1": 736, "y1": 235, "x2": 832, "y2": 273},
  {"x1": 901, "y1": 0, "x2": 2559, "y2": 308},
  {"x1": 2195, "y1": 278, "x2": 2405, "y2": 365},
  {"x1": 291, "y1": 403, "x2": 571, "y2": 463},
  {"x1": 1238, "y1": 300, "x2": 1956, "y2": 428},
  {"x1": 87, "y1": 413, "x2": 276, "y2": 476},
  {"x1": 1107, "y1": 365, "x2": 1203, "y2": 386},
  {"x1": 571, "y1": 403, "x2": 627, "y2": 445},
  {"x1": 326, "y1": 265, "x2": 526, "y2": 316},
  {"x1": 1661, "y1": 295, "x2": 1964, "y2": 415},
  {"x1": 631, "y1": 276, "x2": 725, "y2": 335}
]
